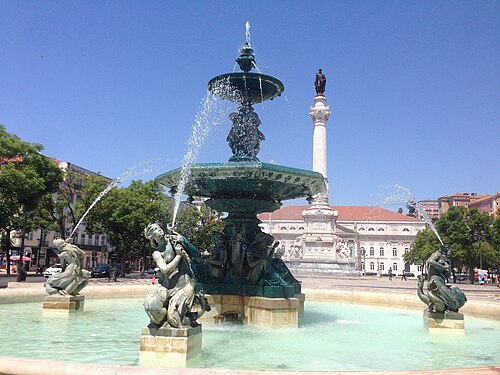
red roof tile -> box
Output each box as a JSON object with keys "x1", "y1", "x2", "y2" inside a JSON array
[{"x1": 258, "y1": 205, "x2": 423, "y2": 222}]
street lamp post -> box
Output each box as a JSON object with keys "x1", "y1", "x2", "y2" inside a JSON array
[{"x1": 473, "y1": 230, "x2": 486, "y2": 270}]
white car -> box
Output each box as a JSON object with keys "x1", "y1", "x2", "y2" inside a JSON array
[{"x1": 43, "y1": 264, "x2": 63, "y2": 278}]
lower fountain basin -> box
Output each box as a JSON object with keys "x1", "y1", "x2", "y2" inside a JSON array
[
  {"x1": 156, "y1": 162, "x2": 326, "y2": 213},
  {"x1": 0, "y1": 298, "x2": 499, "y2": 371}
]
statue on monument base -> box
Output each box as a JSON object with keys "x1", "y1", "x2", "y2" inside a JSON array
[
  {"x1": 417, "y1": 245, "x2": 467, "y2": 313},
  {"x1": 143, "y1": 223, "x2": 210, "y2": 332},
  {"x1": 45, "y1": 238, "x2": 90, "y2": 296}
]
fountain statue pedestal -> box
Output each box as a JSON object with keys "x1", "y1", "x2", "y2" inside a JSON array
[
  {"x1": 423, "y1": 309, "x2": 464, "y2": 334},
  {"x1": 139, "y1": 325, "x2": 202, "y2": 368},
  {"x1": 42, "y1": 295, "x2": 85, "y2": 314},
  {"x1": 199, "y1": 294, "x2": 301, "y2": 328}
]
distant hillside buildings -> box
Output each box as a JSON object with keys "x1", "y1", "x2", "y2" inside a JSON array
[{"x1": 417, "y1": 192, "x2": 499, "y2": 219}]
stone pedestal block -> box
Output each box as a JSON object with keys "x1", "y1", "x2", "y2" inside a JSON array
[
  {"x1": 139, "y1": 325, "x2": 202, "y2": 368},
  {"x1": 295, "y1": 293, "x2": 305, "y2": 324},
  {"x1": 245, "y1": 296, "x2": 299, "y2": 328},
  {"x1": 198, "y1": 294, "x2": 299, "y2": 328},
  {"x1": 42, "y1": 295, "x2": 85, "y2": 314},
  {"x1": 423, "y1": 309, "x2": 465, "y2": 334}
]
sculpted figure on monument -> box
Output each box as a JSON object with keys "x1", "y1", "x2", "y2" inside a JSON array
[
  {"x1": 45, "y1": 238, "x2": 90, "y2": 296},
  {"x1": 417, "y1": 245, "x2": 467, "y2": 313},
  {"x1": 314, "y1": 69, "x2": 326, "y2": 95},
  {"x1": 194, "y1": 231, "x2": 228, "y2": 282},
  {"x1": 228, "y1": 104, "x2": 264, "y2": 161},
  {"x1": 242, "y1": 231, "x2": 289, "y2": 286},
  {"x1": 143, "y1": 223, "x2": 210, "y2": 330}
]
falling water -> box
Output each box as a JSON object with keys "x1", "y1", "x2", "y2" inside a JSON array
[
  {"x1": 258, "y1": 75, "x2": 264, "y2": 104},
  {"x1": 379, "y1": 184, "x2": 444, "y2": 245},
  {"x1": 171, "y1": 79, "x2": 238, "y2": 226},
  {"x1": 245, "y1": 21, "x2": 251, "y2": 46},
  {"x1": 69, "y1": 158, "x2": 165, "y2": 238}
]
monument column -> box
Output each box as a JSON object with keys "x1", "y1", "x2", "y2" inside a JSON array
[
  {"x1": 310, "y1": 94, "x2": 331, "y2": 205},
  {"x1": 299, "y1": 69, "x2": 339, "y2": 263}
]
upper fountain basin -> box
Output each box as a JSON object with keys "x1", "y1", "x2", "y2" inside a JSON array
[
  {"x1": 156, "y1": 161, "x2": 325, "y2": 211},
  {"x1": 208, "y1": 72, "x2": 284, "y2": 104}
]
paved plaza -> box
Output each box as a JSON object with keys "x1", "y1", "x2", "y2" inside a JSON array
[{"x1": 2, "y1": 272, "x2": 499, "y2": 304}]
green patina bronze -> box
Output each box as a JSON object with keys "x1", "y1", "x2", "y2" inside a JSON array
[
  {"x1": 156, "y1": 162, "x2": 325, "y2": 214},
  {"x1": 156, "y1": 41, "x2": 325, "y2": 298}
]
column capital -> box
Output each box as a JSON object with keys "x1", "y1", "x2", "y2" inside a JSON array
[{"x1": 310, "y1": 96, "x2": 331, "y2": 124}]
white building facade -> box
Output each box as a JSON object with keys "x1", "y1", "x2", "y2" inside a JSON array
[{"x1": 259, "y1": 205, "x2": 426, "y2": 276}]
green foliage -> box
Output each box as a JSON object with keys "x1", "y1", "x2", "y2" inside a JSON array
[
  {"x1": 0, "y1": 125, "x2": 63, "y2": 233},
  {"x1": 85, "y1": 180, "x2": 171, "y2": 261},
  {"x1": 404, "y1": 229, "x2": 439, "y2": 266},
  {"x1": 405, "y1": 206, "x2": 497, "y2": 280},
  {"x1": 176, "y1": 205, "x2": 225, "y2": 252}
]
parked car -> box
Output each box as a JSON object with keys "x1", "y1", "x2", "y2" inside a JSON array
[
  {"x1": 43, "y1": 264, "x2": 63, "y2": 278},
  {"x1": 91, "y1": 264, "x2": 111, "y2": 278}
]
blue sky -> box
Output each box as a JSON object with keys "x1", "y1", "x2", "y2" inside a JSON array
[{"x1": 1, "y1": 1, "x2": 499, "y2": 208}]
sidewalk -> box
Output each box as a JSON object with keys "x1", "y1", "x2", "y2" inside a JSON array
[{"x1": 2, "y1": 272, "x2": 499, "y2": 304}]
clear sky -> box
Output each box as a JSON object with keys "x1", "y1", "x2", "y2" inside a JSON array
[{"x1": 1, "y1": 1, "x2": 499, "y2": 209}]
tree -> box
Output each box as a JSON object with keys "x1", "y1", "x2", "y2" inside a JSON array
[
  {"x1": 85, "y1": 180, "x2": 171, "y2": 264},
  {"x1": 0, "y1": 125, "x2": 63, "y2": 274},
  {"x1": 176, "y1": 204, "x2": 225, "y2": 252},
  {"x1": 404, "y1": 229, "x2": 440, "y2": 270}
]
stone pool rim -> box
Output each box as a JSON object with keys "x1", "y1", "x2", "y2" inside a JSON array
[{"x1": 0, "y1": 283, "x2": 498, "y2": 375}]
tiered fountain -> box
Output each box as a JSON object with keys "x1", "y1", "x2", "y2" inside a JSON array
[{"x1": 155, "y1": 40, "x2": 326, "y2": 327}]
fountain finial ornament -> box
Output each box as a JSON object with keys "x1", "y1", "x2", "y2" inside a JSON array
[
  {"x1": 236, "y1": 42, "x2": 255, "y2": 73},
  {"x1": 314, "y1": 68, "x2": 327, "y2": 95}
]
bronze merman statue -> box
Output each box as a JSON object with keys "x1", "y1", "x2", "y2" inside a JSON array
[
  {"x1": 45, "y1": 238, "x2": 90, "y2": 296},
  {"x1": 143, "y1": 223, "x2": 210, "y2": 331},
  {"x1": 417, "y1": 245, "x2": 467, "y2": 313}
]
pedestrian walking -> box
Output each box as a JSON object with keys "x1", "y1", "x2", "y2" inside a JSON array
[
  {"x1": 401, "y1": 271, "x2": 407, "y2": 281},
  {"x1": 388, "y1": 267, "x2": 393, "y2": 281}
]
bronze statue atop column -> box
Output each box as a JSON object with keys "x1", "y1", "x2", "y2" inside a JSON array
[{"x1": 315, "y1": 69, "x2": 326, "y2": 95}]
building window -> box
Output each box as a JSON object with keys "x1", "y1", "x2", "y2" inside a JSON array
[
  {"x1": 298, "y1": 227, "x2": 304, "y2": 230},
  {"x1": 378, "y1": 228, "x2": 384, "y2": 231},
  {"x1": 359, "y1": 228, "x2": 365, "y2": 231},
  {"x1": 81, "y1": 234, "x2": 86, "y2": 245},
  {"x1": 379, "y1": 247, "x2": 384, "y2": 256},
  {"x1": 393, "y1": 263, "x2": 398, "y2": 271},
  {"x1": 380, "y1": 262, "x2": 385, "y2": 271},
  {"x1": 392, "y1": 248, "x2": 397, "y2": 257},
  {"x1": 281, "y1": 227, "x2": 287, "y2": 231},
  {"x1": 361, "y1": 262, "x2": 365, "y2": 270},
  {"x1": 370, "y1": 262, "x2": 375, "y2": 271},
  {"x1": 368, "y1": 228, "x2": 375, "y2": 231},
  {"x1": 369, "y1": 247, "x2": 374, "y2": 256},
  {"x1": 417, "y1": 265, "x2": 422, "y2": 272},
  {"x1": 403, "y1": 228, "x2": 409, "y2": 232},
  {"x1": 404, "y1": 248, "x2": 409, "y2": 253},
  {"x1": 94, "y1": 236, "x2": 99, "y2": 246},
  {"x1": 360, "y1": 247, "x2": 365, "y2": 255}
]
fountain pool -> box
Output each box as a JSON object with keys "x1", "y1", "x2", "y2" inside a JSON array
[{"x1": 0, "y1": 298, "x2": 498, "y2": 371}]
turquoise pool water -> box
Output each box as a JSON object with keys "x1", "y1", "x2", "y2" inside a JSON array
[{"x1": 0, "y1": 298, "x2": 498, "y2": 371}]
